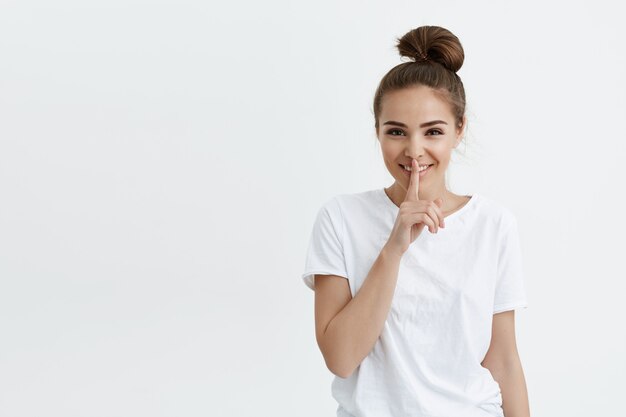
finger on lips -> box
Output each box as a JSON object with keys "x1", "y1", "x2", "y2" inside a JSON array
[{"x1": 407, "y1": 158, "x2": 446, "y2": 232}]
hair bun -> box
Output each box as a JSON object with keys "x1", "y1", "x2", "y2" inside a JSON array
[{"x1": 395, "y1": 25, "x2": 464, "y2": 73}]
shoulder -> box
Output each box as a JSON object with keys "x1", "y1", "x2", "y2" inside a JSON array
[
  {"x1": 474, "y1": 193, "x2": 519, "y2": 230},
  {"x1": 322, "y1": 189, "x2": 380, "y2": 215}
]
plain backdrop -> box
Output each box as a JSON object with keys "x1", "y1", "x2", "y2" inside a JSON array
[{"x1": 1, "y1": 0, "x2": 624, "y2": 416}]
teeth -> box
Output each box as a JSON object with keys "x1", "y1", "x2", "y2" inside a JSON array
[{"x1": 402, "y1": 164, "x2": 431, "y2": 172}]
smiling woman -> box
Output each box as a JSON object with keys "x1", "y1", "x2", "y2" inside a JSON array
[
  {"x1": 372, "y1": 26, "x2": 468, "y2": 213},
  {"x1": 301, "y1": 25, "x2": 530, "y2": 417},
  {"x1": 377, "y1": 85, "x2": 466, "y2": 215}
]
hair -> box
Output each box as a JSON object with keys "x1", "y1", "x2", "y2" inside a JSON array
[{"x1": 373, "y1": 26, "x2": 467, "y2": 142}]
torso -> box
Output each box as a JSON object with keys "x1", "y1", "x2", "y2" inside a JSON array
[{"x1": 443, "y1": 195, "x2": 472, "y2": 219}]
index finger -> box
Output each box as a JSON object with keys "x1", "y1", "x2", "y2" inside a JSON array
[{"x1": 403, "y1": 159, "x2": 419, "y2": 202}]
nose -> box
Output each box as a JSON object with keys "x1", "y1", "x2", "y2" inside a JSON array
[{"x1": 404, "y1": 135, "x2": 428, "y2": 160}]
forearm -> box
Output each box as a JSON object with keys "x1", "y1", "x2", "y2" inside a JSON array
[
  {"x1": 489, "y1": 358, "x2": 531, "y2": 417},
  {"x1": 323, "y1": 245, "x2": 402, "y2": 378}
]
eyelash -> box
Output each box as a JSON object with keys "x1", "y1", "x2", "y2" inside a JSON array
[{"x1": 386, "y1": 129, "x2": 443, "y2": 137}]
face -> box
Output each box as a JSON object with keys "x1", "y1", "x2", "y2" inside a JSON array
[{"x1": 376, "y1": 85, "x2": 466, "y2": 199}]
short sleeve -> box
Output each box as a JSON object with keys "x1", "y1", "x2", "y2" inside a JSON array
[
  {"x1": 493, "y1": 213, "x2": 529, "y2": 314},
  {"x1": 301, "y1": 198, "x2": 349, "y2": 291}
]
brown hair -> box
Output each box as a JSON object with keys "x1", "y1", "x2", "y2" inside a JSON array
[{"x1": 373, "y1": 26, "x2": 467, "y2": 139}]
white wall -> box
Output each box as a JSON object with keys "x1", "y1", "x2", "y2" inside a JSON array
[{"x1": 1, "y1": 0, "x2": 624, "y2": 416}]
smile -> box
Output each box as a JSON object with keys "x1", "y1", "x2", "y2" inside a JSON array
[{"x1": 399, "y1": 164, "x2": 433, "y2": 177}]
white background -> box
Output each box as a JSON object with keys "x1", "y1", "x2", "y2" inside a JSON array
[{"x1": 1, "y1": 1, "x2": 624, "y2": 416}]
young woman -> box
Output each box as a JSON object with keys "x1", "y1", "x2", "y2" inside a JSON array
[{"x1": 301, "y1": 26, "x2": 530, "y2": 417}]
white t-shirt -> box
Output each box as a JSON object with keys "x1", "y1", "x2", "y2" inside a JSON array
[{"x1": 301, "y1": 188, "x2": 528, "y2": 417}]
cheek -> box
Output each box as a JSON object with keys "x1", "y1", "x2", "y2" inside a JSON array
[
  {"x1": 380, "y1": 146, "x2": 397, "y2": 162},
  {"x1": 432, "y1": 144, "x2": 453, "y2": 161},
  {"x1": 381, "y1": 142, "x2": 402, "y2": 155}
]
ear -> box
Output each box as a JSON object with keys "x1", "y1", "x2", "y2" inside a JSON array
[{"x1": 454, "y1": 115, "x2": 467, "y2": 147}]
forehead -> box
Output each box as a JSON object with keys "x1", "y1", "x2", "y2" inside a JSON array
[{"x1": 380, "y1": 86, "x2": 453, "y2": 123}]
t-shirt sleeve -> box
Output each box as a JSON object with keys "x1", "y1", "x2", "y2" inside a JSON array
[
  {"x1": 493, "y1": 213, "x2": 529, "y2": 314},
  {"x1": 301, "y1": 198, "x2": 349, "y2": 291}
]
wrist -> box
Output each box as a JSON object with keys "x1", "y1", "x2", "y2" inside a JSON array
[{"x1": 382, "y1": 243, "x2": 404, "y2": 261}]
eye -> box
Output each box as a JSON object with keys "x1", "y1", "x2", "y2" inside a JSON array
[
  {"x1": 385, "y1": 128, "x2": 443, "y2": 137},
  {"x1": 386, "y1": 129, "x2": 405, "y2": 136}
]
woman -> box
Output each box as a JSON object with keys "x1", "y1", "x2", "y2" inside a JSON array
[{"x1": 302, "y1": 26, "x2": 530, "y2": 417}]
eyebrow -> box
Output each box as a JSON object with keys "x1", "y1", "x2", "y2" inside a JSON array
[{"x1": 382, "y1": 120, "x2": 448, "y2": 128}]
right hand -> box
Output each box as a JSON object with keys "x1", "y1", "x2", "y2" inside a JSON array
[{"x1": 384, "y1": 159, "x2": 445, "y2": 258}]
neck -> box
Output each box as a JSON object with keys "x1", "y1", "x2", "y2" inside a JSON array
[{"x1": 386, "y1": 182, "x2": 459, "y2": 214}]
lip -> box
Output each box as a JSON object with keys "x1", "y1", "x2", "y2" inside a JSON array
[{"x1": 399, "y1": 163, "x2": 434, "y2": 178}]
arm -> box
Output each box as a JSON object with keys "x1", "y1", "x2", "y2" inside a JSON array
[
  {"x1": 316, "y1": 245, "x2": 402, "y2": 378},
  {"x1": 481, "y1": 310, "x2": 531, "y2": 417}
]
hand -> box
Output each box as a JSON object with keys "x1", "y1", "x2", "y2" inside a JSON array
[{"x1": 384, "y1": 159, "x2": 445, "y2": 257}]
